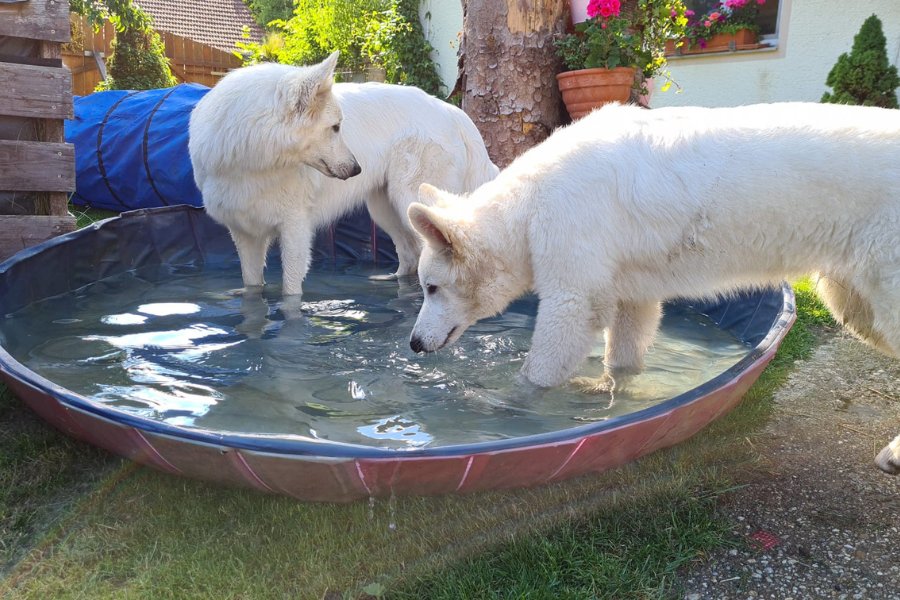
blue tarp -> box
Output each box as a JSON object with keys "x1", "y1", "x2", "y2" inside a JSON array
[{"x1": 65, "y1": 84, "x2": 210, "y2": 211}]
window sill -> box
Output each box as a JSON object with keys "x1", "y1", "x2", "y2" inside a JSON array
[{"x1": 665, "y1": 43, "x2": 778, "y2": 60}]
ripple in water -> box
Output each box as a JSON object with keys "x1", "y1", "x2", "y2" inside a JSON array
[{"x1": 0, "y1": 262, "x2": 751, "y2": 449}]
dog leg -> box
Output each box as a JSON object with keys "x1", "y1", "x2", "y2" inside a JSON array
[
  {"x1": 278, "y1": 223, "x2": 314, "y2": 297},
  {"x1": 875, "y1": 433, "x2": 900, "y2": 475},
  {"x1": 522, "y1": 293, "x2": 601, "y2": 388},
  {"x1": 366, "y1": 190, "x2": 422, "y2": 279},
  {"x1": 605, "y1": 300, "x2": 662, "y2": 372},
  {"x1": 569, "y1": 301, "x2": 660, "y2": 397},
  {"x1": 814, "y1": 274, "x2": 898, "y2": 357},
  {"x1": 231, "y1": 229, "x2": 271, "y2": 289}
]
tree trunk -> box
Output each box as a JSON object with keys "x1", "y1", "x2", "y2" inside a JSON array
[{"x1": 460, "y1": 0, "x2": 569, "y2": 168}]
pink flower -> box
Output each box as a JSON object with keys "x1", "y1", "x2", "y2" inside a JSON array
[
  {"x1": 586, "y1": 0, "x2": 621, "y2": 19},
  {"x1": 704, "y1": 19, "x2": 711, "y2": 27},
  {"x1": 709, "y1": 11, "x2": 721, "y2": 21},
  {"x1": 686, "y1": 9, "x2": 695, "y2": 16}
]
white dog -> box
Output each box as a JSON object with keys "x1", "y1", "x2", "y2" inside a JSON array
[
  {"x1": 188, "y1": 52, "x2": 497, "y2": 297},
  {"x1": 406, "y1": 102, "x2": 900, "y2": 475}
]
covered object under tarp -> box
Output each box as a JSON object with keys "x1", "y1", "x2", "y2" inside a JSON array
[{"x1": 65, "y1": 84, "x2": 208, "y2": 211}]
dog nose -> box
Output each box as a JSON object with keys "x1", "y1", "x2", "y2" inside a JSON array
[
  {"x1": 348, "y1": 161, "x2": 362, "y2": 178},
  {"x1": 410, "y1": 336, "x2": 425, "y2": 353}
]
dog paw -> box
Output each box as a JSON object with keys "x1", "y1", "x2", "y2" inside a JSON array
[
  {"x1": 279, "y1": 295, "x2": 305, "y2": 320},
  {"x1": 875, "y1": 442, "x2": 900, "y2": 475},
  {"x1": 569, "y1": 374, "x2": 617, "y2": 395}
]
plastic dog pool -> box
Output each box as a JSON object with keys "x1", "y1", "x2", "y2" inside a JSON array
[{"x1": 0, "y1": 206, "x2": 795, "y2": 502}]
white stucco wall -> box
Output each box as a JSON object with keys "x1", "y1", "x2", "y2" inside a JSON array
[
  {"x1": 419, "y1": 0, "x2": 464, "y2": 95},
  {"x1": 652, "y1": 0, "x2": 900, "y2": 107},
  {"x1": 418, "y1": 0, "x2": 900, "y2": 106}
]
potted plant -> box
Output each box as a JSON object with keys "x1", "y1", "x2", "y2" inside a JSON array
[
  {"x1": 556, "y1": 0, "x2": 687, "y2": 118},
  {"x1": 667, "y1": 0, "x2": 765, "y2": 55}
]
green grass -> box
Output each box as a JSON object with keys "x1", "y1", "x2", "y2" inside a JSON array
[
  {"x1": 67, "y1": 204, "x2": 119, "y2": 229},
  {"x1": 0, "y1": 278, "x2": 830, "y2": 599},
  {"x1": 0, "y1": 384, "x2": 120, "y2": 574},
  {"x1": 389, "y1": 488, "x2": 731, "y2": 600}
]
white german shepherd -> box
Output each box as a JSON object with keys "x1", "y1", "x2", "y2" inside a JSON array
[
  {"x1": 188, "y1": 52, "x2": 497, "y2": 297},
  {"x1": 406, "y1": 102, "x2": 900, "y2": 474}
]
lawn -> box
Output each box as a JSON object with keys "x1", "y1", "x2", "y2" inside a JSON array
[{"x1": 0, "y1": 210, "x2": 834, "y2": 598}]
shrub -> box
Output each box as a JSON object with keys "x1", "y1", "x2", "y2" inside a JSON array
[
  {"x1": 237, "y1": 0, "x2": 442, "y2": 96},
  {"x1": 95, "y1": 24, "x2": 177, "y2": 91},
  {"x1": 821, "y1": 14, "x2": 899, "y2": 109},
  {"x1": 244, "y1": 0, "x2": 294, "y2": 28}
]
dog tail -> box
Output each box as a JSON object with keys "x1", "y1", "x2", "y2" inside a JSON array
[{"x1": 456, "y1": 112, "x2": 500, "y2": 191}]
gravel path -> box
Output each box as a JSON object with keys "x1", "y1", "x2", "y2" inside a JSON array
[{"x1": 681, "y1": 333, "x2": 900, "y2": 600}]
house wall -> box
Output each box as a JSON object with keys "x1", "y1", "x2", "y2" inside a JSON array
[
  {"x1": 420, "y1": 0, "x2": 900, "y2": 107},
  {"x1": 419, "y1": 0, "x2": 463, "y2": 95},
  {"x1": 652, "y1": 0, "x2": 900, "y2": 107}
]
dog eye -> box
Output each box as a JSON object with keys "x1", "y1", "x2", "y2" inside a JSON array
[
  {"x1": 426, "y1": 284, "x2": 438, "y2": 295},
  {"x1": 332, "y1": 124, "x2": 340, "y2": 133}
]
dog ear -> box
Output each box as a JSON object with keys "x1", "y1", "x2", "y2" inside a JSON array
[
  {"x1": 408, "y1": 203, "x2": 454, "y2": 253},
  {"x1": 315, "y1": 51, "x2": 340, "y2": 94},
  {"x1": 283, "y1": 51, "x2": 340, "y2": 117},
  {"x1": 418, "y1": 182, "x2": 456, "y2": 208}
]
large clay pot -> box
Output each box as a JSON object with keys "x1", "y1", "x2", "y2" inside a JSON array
[{"x1": 556, "y1": 66, "x2": 636, "y2": 120}]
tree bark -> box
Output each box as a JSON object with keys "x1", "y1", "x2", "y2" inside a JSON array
[{"x1": 460, "y1": 0, "x2": 569, "y2": 168}]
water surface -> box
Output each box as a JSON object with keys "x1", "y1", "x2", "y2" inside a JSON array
[{"x1": 1, "y1": 262, "x2": 751, "y2": 449}]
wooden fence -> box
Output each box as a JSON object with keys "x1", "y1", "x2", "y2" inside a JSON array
[
  {"x1": 62, "y1": 16, "x2": 242, "y2": 95},
  {"x1": 0, "y1": 0, "x2": 76, "y2": 261}
]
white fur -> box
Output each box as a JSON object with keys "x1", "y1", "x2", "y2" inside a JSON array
[
  {"x1": 876, "y1": 433, "x2": 900, "y2": 474},
  {"x1": 407, "y1": 102, "x2": 900, "y2": 474},
  {"x1": 188, "y1": 53, "x2": 498, "y2": 297}
]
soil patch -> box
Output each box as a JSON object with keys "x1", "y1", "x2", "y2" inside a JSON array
[{"x1": 681, "y1": 332, "x2": 900, "y2": 599}]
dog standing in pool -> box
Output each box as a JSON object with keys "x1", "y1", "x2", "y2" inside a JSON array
[
  {"x1": 188, "y1": 52, "x2": 497, "y2": 298},
  {"x1": 405, "y1": 102, "x2": 900, "y2": 475}
]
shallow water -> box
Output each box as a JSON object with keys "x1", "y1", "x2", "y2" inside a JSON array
[{"x1": 0, "y1": 262, "x2": 751, "y2": 449}]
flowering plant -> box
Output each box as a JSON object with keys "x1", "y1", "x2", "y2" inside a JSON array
[
  {"x1": 682, "y1": 0, "x2": 765, "y2": 50},
  {"x1": 556, "y1": 0, "x2": 688, "y2": 87},
  {"x1": 555, "y1": 0, "x2": 641, "y2": 72}
]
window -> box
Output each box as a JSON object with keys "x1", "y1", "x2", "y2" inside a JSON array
[{"x1": 683, "y1": 0, "x2": 781, "y2": 37}]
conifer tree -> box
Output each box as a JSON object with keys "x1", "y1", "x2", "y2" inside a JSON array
[
  {"x1": 96, "y1": 24, "x2": 177, "y2": 91},
  {"x1": 821, "y1": 14, "x2": 899, "y2": 109}
]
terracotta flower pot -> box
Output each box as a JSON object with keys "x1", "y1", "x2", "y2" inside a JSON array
[{"x1": 556, "y1": 66, "x2": 636, "y2": 120}]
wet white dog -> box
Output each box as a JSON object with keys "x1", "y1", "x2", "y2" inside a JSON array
[
  {"x1": 188, "y1": 52, "x2": 497, "y2": 297},
  {"x1": 406, "y1": 102, "x2": 900, "y2": 475}
]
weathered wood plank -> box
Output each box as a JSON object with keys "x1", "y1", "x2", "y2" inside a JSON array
[
  {"x1": 0, "y1": 0, "x2": 71, "y2": 43},
  {"x1": 0, "y1": 214, "x2": 76, "y2": 262},
  {"x1": 0, "y1": 140, "x2": 75, "y2": 192},
  {"x1": 0, "y1": 62, "x2": 73, "y2": 120},
  {"x1": 35, "y1": 69, "x2": 71, "y2": 217}
]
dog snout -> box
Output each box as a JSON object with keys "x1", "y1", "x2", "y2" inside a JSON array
[
  {"x1": 320, "y1": 158, "x2": 361, "y2": 180},
  {"x1": 410, "y1": 335, "x2": 426, "y2": 353},
  {"x1": 334, "y1": 160, "x2": 361, "y2": 180},
  {"x1": 333, "y1": 158, "x2": 361, "y2": 180}
]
